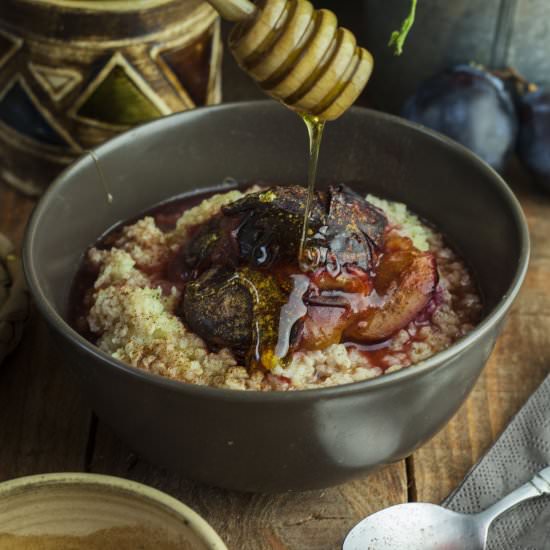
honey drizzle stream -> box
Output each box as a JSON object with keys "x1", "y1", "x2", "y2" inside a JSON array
[
  {"x1": 298, "y1": 113, "x2": 326, "y2": 271},
  {"x1": 88, "y1": 150, "x2": 113, "y2": 204}
]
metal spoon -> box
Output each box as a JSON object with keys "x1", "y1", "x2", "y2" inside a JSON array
[{"x1": 343, "y1": 466, "x2": 550, "y2": 550}]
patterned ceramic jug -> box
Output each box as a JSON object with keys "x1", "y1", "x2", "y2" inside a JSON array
[{"x1": 0, "y1": 0, "x2": 222, "y2": 195}]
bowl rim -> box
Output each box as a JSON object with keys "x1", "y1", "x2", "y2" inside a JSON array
[
  {"x1": 23, "y1": 100, "x2": 530, "y2": 401},
  {"x1": 0, "y1": 472, "x2": 227, "y2": 549}
]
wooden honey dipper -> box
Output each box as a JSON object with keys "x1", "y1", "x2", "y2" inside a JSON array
[{"x1": 207, "y1": 0, "x2": 374, "y2": 120}]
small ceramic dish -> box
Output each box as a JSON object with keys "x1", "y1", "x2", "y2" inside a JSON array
[{"x1": 0, "y1": 473, "x2": 227, "y2": 550}]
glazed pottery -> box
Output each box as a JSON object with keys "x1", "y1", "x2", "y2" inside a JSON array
[
  {"x1": 0, "y1": 472, "x2": 227, "y2": 549},
  {"x1": 24, "y1": 101, "x2": 529, "y2": 492},
  {"x1": 0, "y1": 0, "x2": 222, "y2": 195}
]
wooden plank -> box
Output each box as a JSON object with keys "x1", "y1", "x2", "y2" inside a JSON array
[
  {"x1": 0, "y1": 315, "x2": 93, "y2": 480},
  {"x1": 412, "y1": 174, "x2": 550, "y2": 503},
  {"x1": 90, "y1": 422, "x2": 408, "y2": 550},
  {"x1": 0, "y1": 185, "x2": 92, "y2": 481}
]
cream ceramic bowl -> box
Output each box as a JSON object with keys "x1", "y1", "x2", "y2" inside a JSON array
[{"x1": 0, "y1": 473, "x2": 227, "y2": 549}]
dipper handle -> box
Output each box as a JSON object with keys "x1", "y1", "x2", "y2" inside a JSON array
[
  {"x1": 206, "y1": 0, "x2": 257, "y2": 22},
  {"x1": 208, "y1": 0, "x2": 374, "y2": 120}
]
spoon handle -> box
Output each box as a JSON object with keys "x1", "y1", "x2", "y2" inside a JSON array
[{"x1": 477, "y1": 467, "x2": 550, "y2": 527}]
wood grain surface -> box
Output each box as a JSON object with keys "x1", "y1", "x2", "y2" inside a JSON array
[
  {"x1": 91, "y1": 424, "x2": 407, "y2": 550},
  {"x1": 0, "y1": 161, "x2": 548, "y2": 548},
  {"x1": 412, "y1": 167, "x2": 550, "y2": 504}
]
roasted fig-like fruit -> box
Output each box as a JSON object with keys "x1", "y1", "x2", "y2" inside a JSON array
[
  {"x1": 305, "y1": 184, "x2": 387, "y2": 272},
  {"x1": 179, "y1": 184, "x2": 437, "y2": 370},
  {"x1": 193, "y1": 184, "x2": 388, "y2": 272},
  {"x1": 223, "y1": 186, "x2": 323, "y2": 266},
  {"x1": 180, "y1": 185, "x2": 386, "y2": 366},
  {"x1": 182, "y1": 266, "x2": 287, "y2": 365}
]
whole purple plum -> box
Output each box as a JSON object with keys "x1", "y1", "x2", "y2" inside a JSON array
[
  {"x1": 517, "y1": 88, "x2": 550, "y2": 191},
  {"x1": 402, "y1": 65, "x2": 518, "y2": 172}
]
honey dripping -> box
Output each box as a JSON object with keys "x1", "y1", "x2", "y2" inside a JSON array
[
  {"x1": 298, "y1": 113, "x2": 326, "y2": 272},
  {"x1": 88, "y1": 150, "x2": 113, "y2": 204},
  {"x1": 254, "y1": 114, "x2": 327, "y2": 371}
]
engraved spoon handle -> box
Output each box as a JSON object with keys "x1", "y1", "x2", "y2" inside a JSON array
[
  {"x1": 477, "y1": 467, "x2": 550, "y2": 528},
  {"x1": 206, "y1": 0, "x2": 257, "y2": 21}
]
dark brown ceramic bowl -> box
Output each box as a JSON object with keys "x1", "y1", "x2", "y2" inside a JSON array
[{"x1": 24, "y1": 102, "x2": 529, "y2": 492}]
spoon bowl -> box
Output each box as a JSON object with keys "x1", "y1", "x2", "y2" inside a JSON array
[
  {"x1": 343, "y1": 467, "x2": 550, "y2": 550},
  {"x1": 343, "y1": 503, "x2": 485, "y2": 550}
]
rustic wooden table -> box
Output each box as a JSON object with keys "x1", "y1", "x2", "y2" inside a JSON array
[
  {"x1": 1, "y1": 26, "x2": 550, "y2": 544},
  {"x1": 1, "y1": 161, "x2": 549, "y2": 549}
]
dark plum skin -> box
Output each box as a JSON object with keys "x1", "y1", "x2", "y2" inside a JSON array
[
  {"x1": 402, "y1": 65, "x2": 518, "y2": 172},
  {"x1": 517, "y1": 88, "x2": 550, "y2": 191},
  {"x1": 179, "y1": 185, "x2": 389, "y2": 363}
]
